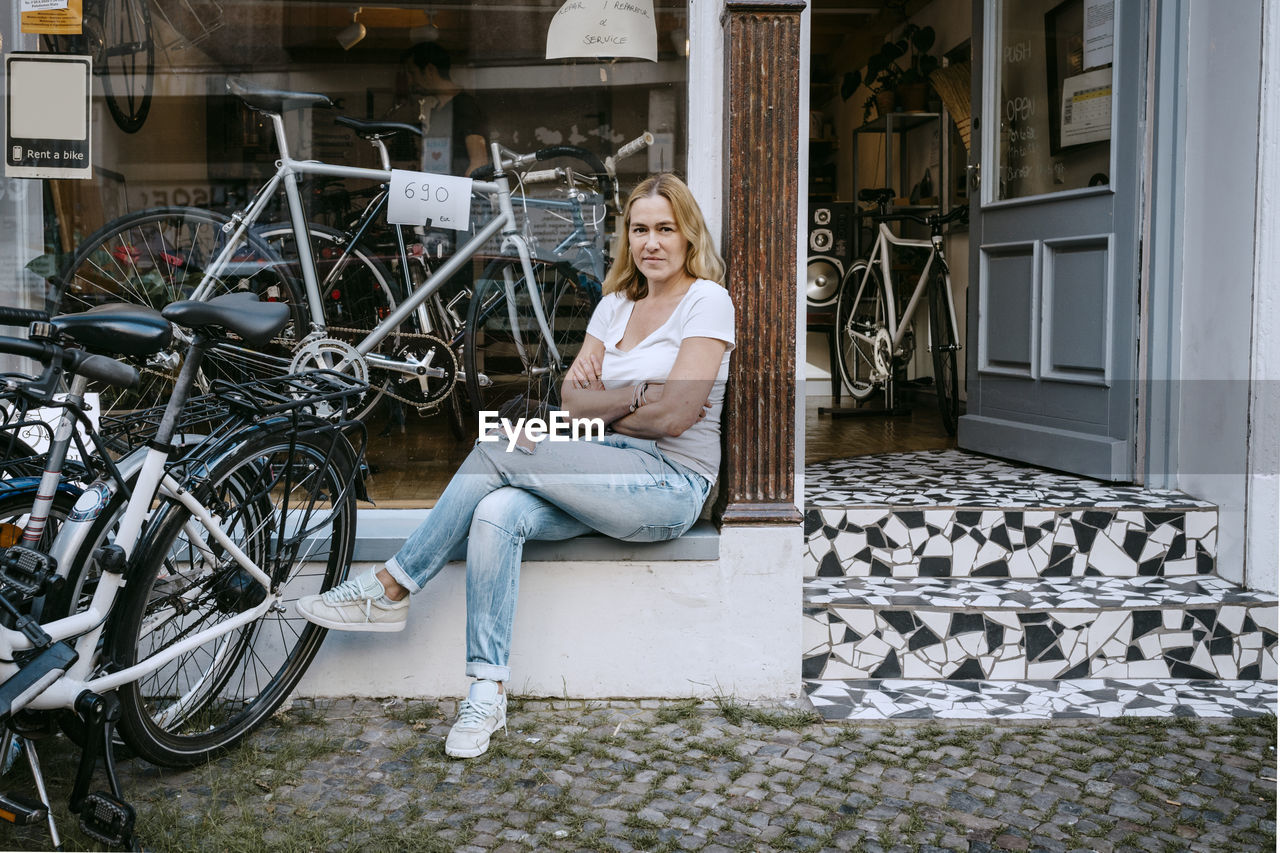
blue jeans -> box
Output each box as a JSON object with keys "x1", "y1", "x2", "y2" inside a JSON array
[{"x1": 384, "y1": 434, "x2": 711, "y2": 682}]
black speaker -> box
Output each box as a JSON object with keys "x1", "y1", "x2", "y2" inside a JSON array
[{"x1": 807, "y1": 202, "x2": 853, "y2": 308}]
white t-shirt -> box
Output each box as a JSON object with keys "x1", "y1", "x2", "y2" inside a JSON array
[{"x1": 585, "y1": 278, "x2": 735, "y2": 483}]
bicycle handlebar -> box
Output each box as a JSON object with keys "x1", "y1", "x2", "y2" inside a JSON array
[
  {"x1": 0, "y1": 307, "x2": 51, "y2": 327},
  {"x1": 871, "y1": 205, "x2": 969, "y2": 229},
  {"x1": 0, "y1": 335, "x2": 139, "y2": 389},
  {"x1": 469, "y1": 132, "x2": 653, "y2": 209}
]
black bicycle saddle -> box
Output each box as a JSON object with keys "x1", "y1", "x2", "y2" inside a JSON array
[
  {"x1": 226, "y1": 77, "x2": 332, "y2": 114},
  {"x1": 335, "y1": 115, "x2": 422, "y2": 140},
  {"x1": 52, "y1": 302, "x2": 173, "y2": 358},
  {"x1": 163, "y1": 292, "x2": 292, "y2": 347}
]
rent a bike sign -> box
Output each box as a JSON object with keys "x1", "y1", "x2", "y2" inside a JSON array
[
  {"x1": 5, "y1": 52, "x2": 92, "y2": 180},
  {"x1": 387, "y1": 170, "x2": 473, "y2": 231}
]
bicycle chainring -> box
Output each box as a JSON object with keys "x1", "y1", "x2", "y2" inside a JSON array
[
  {"x1": 872, "y1": 328, "x2": 894, "y2": 379},
  {"x1": 289, "y1": 336, "x2": 371, "y2": 419},
  {"x1": 383, "y1": 337, "x2": 457, "y2": 412}
]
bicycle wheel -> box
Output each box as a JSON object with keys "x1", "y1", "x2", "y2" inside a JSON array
[
  {"x1": 96, "y1": 0, "x2": 155, "y2": 134},
  {"x1": 53, "y1": 207, "x2": 306, "y2": 417},
  {"x1": 256, "y1": 222, "x2": 398, "y2": 419},
  {"x1": 111, "y1": 427, "x2": 358, "y2": 768},
  {"x1": 464, "y1": 259, "x2": 600, "y2": 419},
  {"x1": 834, "y1": 259, "x2": 891, "y2": 400},
  {"x1": 0, "y1": 490, "x2": 78, "y2": 558},
  {"x1": 928, "y1": 262, "x2": 960, "y2": 435}
]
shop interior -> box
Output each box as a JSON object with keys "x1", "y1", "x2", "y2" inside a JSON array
[{"x1": 26, "y1": 0, "x2": 1111, "y2": 503}]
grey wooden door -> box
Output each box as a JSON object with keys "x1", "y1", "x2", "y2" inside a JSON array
[{"x1": 961, "y1": 0, "x2": 1145, "y2": 481}]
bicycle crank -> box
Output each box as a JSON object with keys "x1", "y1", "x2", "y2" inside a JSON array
[{"x1": 373, "y1": 337, "x2": 457, "y2": 413}]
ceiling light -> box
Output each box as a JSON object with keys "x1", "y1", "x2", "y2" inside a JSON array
[{"x1": 338, "y1": 8, "x2": 366, "y2": 50}]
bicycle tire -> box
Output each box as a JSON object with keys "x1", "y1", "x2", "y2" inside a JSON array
[
  {"x1": 98, "y1": 0, "x2": 155, "y2": 134},
  {"x1": 463, "y1": 259, "x2": 600, "y2": 420},
  {"x1": 834, "y1": 259, "x2": 891, "y2": 400},
  {"x1": 52, "y1": 207, "x2": 306, "y2": 417},
  {"x1": 929, "y1": 262, "x2": 960, "y2": 436},
  {"x1": 0, "y1": 490, "x2": 78, "y2": 559},
  {"x1": 110, "y1": 427, "x2": 357, "y2": 768},
  {"x1": 255, "y1": 222, "x2": 399, "y2": 420}
]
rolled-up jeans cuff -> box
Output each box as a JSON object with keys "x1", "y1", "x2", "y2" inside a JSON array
[
  {"x1": 466, "y1": 662, "x2": 510, "y2": 682},
  {"x1": 383, "y1": 556, "x2": 421, "y2": 594}
]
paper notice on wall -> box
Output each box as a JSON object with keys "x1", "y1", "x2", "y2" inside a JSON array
[
  {"x1": 546, "y1": 0, "x2": 658, "y2": 62},
  {"x1": 387, "y1": 170, "x2": 473, "y2": 231},
  {"x1": 20, "y1": 0, "x2": 81, "y2": 34},
  {"x1": 1060, "y1": 68, "x2": 1111, "y2": 147},
  {"x1": 1083, "y1": 0, "x2": 1114, "y2": 70}
]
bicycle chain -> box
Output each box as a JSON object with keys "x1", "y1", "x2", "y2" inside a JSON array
[
  {"x1": 129, "y1": 326, "x2": 462, "y2": 410},
  {"x1": 299, "y1": 325, "x2": 461, "y2": 410}
]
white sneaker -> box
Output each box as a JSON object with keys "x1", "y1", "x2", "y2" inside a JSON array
[
  {"x1": 295, "y1": 570, "x2": 409, "y2": 632},
  {"x1": 445, "y1": 680, "x2": 507, "y2": 758}
]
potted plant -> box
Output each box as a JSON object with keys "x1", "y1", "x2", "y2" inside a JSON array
[{"x1": 842, "y1": 23, "x2": 940, "y2": 121}]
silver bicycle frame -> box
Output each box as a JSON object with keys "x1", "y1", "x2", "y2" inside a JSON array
[
  {"x1": 850, "y1": 220, "x2": 958, "y2": 356},
  {"x1": 190, "y1": 116, "x2": 562, "y2": 371}
]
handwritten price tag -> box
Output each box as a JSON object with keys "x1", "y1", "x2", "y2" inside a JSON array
[{"x1": 387, "y1": 170, "x2": 473, "y2": 231}]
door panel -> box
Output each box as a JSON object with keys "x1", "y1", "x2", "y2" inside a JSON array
[{"x1": 962, "y1": 0, "x2": 1143, "y2": 482}]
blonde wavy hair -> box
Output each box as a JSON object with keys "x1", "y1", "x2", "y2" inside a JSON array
[{"x1": 602, "y1": 173, "x2": 726, "y2": 300}]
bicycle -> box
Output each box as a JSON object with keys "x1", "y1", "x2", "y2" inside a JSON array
[
  {"x1": 0, "y1": 294, "x2": 366, "y2": 849},
  {"x1": 834, "y1": 188, "x2": 967, "y2": 435},
  {"x1": 52, "y1": 77, "x2": 651, "y2": 428},
  {"x1": 41, "y1": 0, "x2": 155, "y2": 134}
]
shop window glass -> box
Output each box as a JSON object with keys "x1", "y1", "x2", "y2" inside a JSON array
[
  {"x1": 12, "y1": 1, "x2": 688, "y2": 506},
  {"x1": 994, "y1": 0, "x2": 1113, "y2": 201}
]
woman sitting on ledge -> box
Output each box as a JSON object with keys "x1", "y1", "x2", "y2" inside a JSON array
[{"x1": 297, "y1": 173, "x2": 735, "y2": 759}]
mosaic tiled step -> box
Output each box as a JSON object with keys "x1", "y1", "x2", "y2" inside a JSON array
[
  {"x1": 805, "y1": 450, "x2": 1215, "y2": 509},
  {"x1": 804, "y1": 507, "x2": 1218, "y2": 579},
  {"x1": 803, "y1": 678, "x2": 1279, "y2": 720},
  {"x1": 802, "y1": 576, "x2": 1278, "y2": 682}
]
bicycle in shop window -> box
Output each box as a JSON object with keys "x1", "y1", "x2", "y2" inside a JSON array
[
  {"x1": 834, "y1": 188, "x2": 968, "y2": 435},
  {"x1": 40, "y1": 0, "x2": 155, "y2": 134},
  {"x1": 51, "y1": 77, "x2": 652, "y2": 433}
]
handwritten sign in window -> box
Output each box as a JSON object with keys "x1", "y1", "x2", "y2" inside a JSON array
[
  {"x1": 387, "y1": 170, "x2": 473, "y2": 231},
  {"x1": 546, "y1": 0, "x2": 658, "y2": 62}
]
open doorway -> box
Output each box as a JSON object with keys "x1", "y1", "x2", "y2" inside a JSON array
[{"x1": 805, "y1": 0, "x2": 973, "y2": 466}]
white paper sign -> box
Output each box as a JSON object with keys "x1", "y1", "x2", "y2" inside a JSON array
[
  {"x1": 21, "y1": 0, "x2": 70, "y2": 10},
  {"x1": 546, "y1": 0, "x2": 657, "y2": 62},
  {"x1": 1060, "y1": 69, "x2": 1112, "y2": 147},
  {"x1": 387, "y1": 170, "x2": 473, "y2": 231},
  {"x1": 1083, "y1": 0, "x2": 1114, "y2": 70}
]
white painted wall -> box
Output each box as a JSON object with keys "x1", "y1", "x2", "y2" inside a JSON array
[
  {"x1": 1177, "y1": 1, "x2": 1264, "y2": 587},
  {"x1": 1246, "y1": 0, "x2": 1280, "y2": 595},
  {"x1": 297, "y1": 526, "x2": 803, "y2": 699}
]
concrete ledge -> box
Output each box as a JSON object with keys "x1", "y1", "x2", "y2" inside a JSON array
[
  {"x1": 349, "y1": 509, "x2": 720, "y2": 562},
  {"x1": 296, "y1": 525, "x2": 803, "y2": 700}
]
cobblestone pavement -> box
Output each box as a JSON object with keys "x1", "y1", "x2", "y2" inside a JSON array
[{"x1": 4, "y1": 697, "x2": 1276, "y2": 851}]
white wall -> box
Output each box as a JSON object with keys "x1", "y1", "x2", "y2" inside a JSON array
[
  {"x1": 1246, "y1": 0, "x2": 1280, "y2": 595},
  {"x1": 1177, "y1": 1, "x2": 1264, "y2": 587}
]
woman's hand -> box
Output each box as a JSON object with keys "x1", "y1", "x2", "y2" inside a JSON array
[{"x1": 567, "y1": 351, "x2": 604, "y2": 391}]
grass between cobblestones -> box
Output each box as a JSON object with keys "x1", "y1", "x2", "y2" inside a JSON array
[{"x1": 0, "y1": 699, "x2": 1274, "y2": 852}]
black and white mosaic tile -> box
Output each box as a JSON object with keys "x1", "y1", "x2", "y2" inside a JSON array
[
  {"x1": 804, "y1": 506, "x2": 1218, "y2": 579},
  {"x1": 803, "y1": 678, "x2": 1279, "y2": 720},
  {"x1": 803, "y1": 583, "x2": 1278, "y2": 682},
  {"x1": 805, "y1": 450, "x2": 1214, "y2": 509}
]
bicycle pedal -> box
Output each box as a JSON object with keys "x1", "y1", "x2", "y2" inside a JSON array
[
  {"x1": 0, "y1": 546, "x2": 60, "y2": 598},
  {"x1": 79, "y1": 791, "x2": 135, "y2": 848},
  {"x1": 0, "y1": 790, "x2": 47, "y2": 826}
]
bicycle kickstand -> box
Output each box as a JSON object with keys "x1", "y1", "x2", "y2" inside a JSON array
[
  {"x1": 0, "y1": 732, "x2": 61, "y2": 849},
  {"x1": 70, "y1": 691, "x2": 137, "y2": 850}
]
